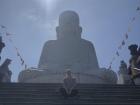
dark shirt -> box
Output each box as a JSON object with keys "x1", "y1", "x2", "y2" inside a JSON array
[{"x1": 63, "y1": 77, "x2": 76, "y2": 94}]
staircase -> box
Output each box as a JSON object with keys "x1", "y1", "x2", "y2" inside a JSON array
[{"x1": 0, "y1": 83, "x2": 140, "y2": 105}]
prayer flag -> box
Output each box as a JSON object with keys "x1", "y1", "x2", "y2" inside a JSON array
[
  {"x1": 132, "y1": 17, "x2": 135, "y2": 22},
  {"x1": 137, "y1": 7, "x2": 140, "y2": 11},
  {"x1": 20, "y1": 57, "x2": 24, "y2": 65},
  {"x1": 15, "y1": 47, "x2": 18, "y2": 52},
  {"x1": 125, "y1": 33, "x2": 128, "y2": 39},
  {"x1": 6, "y1": 32, "x2": 12, "y2": 36},
  {"x1": 122, "y1": 40, "x2": 125, "y2": 46},
  {"x1": 17, "y1": 52, "x2": 20, "y2": 56},
  {"x1": 116, "y1": 51, "x2": 119, "y2": 56},
  {"x1": 0, "y1": 25, "x2": 6, "y2": 29},
  {"x1": 22, "y1": 60, "x2": 24, "y2": 65}
]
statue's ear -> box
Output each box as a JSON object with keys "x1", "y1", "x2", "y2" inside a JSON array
[
  {"x1": 56, "y1": 26, "x2": 61, "y2": 40},
  {"x1": 79, "y1": 26, "x2": 82, "y2": 34},
  {"x1": 56, "y1": 26, "x2": 59, "y2": 33}
]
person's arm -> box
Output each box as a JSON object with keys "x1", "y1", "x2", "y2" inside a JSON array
[
  {"x1": 69, "y1": 78, "x2": 77, "y2": 94},
  {"x1": 71, "y1": 78, "x2": 76, "y2": 88},
  {"x1": 63, "y1": 79, "x2": 67, "y2": 89},
  {"x1": 63, "y1": 79, "x2": 70, "y2": 94}
]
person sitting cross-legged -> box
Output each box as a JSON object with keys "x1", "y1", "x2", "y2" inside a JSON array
[{"x1": 60, "y1": 70, "x2": 78, "y2": 98}]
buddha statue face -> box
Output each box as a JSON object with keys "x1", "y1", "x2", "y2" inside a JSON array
[{"x1": 56, "y1": 11, "x2": 82, "y2": 40}]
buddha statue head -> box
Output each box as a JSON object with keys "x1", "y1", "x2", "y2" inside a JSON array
[
  {"x1": 56, "y1": 11, "x2": 82, "y2": 40},
  {"x1": 128, "y1": 44, "x2": 138, "y2": 56}
]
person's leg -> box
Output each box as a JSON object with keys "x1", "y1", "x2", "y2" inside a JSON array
[
  {"x1": 70, "y1": 89, "x2": 78, "y2": 97},
  {"x1": 59, "y1": 88, "x2": 68, "y2": 97}
]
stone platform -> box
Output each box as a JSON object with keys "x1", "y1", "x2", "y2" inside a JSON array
[{"x1": 18, "y1": 68, "x2": 117, "y2": 84}]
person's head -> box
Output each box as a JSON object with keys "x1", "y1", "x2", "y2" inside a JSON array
[
  {"x1": 56, "y1": 10, "x2": 82, "y2": 40},
  {"x1": 65, "y1": 68, "x2": 72, "y2": 78}
]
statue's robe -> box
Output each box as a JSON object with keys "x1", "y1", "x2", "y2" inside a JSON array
[{"x1": 38, "y1": 38, "x2": 99, "y2": 73}]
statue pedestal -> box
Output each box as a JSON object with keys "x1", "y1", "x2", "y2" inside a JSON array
[
  {"x1": 18, "y1": 68, "x2": 117, "y2": 84},
  {"x1": 133, "y1": 78, "x2": 140, "y2": 85},
  {"x1": 117, "y1": 74, "x2": 131, "y2": 84}
]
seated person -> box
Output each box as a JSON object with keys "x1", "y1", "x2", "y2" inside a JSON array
[{"x1": 60, "y1": 69, "x2": 78, "y2": 97}]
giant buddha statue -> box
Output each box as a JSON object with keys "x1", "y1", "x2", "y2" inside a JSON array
[
  {"x1": 18, "y1": 11, "x2": 117, "y2": 84},
  {"x1": 38, "y1": 11, "x2": 99, "y2": 73}
]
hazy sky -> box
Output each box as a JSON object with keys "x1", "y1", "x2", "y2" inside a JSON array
[{"x1": 0, "y1": 0, "x2": 140, "y2": 82}]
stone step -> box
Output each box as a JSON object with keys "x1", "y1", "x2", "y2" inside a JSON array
[
  {"x1": 0, "y1": 96, "x2": 140, "y2": 101},
  {"x1": 0, "y1": 83, "x2": 138, "y2": 87},
  {"x1": 0, "y1": 83, "x2": 140, "y2": 105},
  {"x1": 0, "y1": 91, "x2": 139, "y2": 95},
  {"x1": 1, "y1": 95, "x2": 140, "y2": 99},
  {"x1": 0, "y1": 91, "x2": 140, "y2": 95},
  {"x1": 0, "y1": 88, "x2": 139, "y2": 91},
  {"x1": 3, "y1": 88, "x2": 138, "y2": 91},
  {"x1": 0, "y1": 86, "x2": 140, "y2": 90},
  {"x1": 1, "y1": 102, "x2": 140, "y2": 105}
]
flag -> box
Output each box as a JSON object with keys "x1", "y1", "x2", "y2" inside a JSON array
[
  {"x1": 15, "y1": 47, "x2": 18, "y2": 52},
  {"x1": 17, "y1": 52, "x2": 20, "y2": 56},
  {"x1": 122, "y1": 40, "x2": 125, "y2": 46},
  {"x1": 21, "y1": 60, "x2": 24, "y2": 65},
  {"x1": 131, "y1": 17, "x2": 135, "y2": 22},
  {"x1": 0, "y1": 25, "x2": 6, "y2": 29},
  {"x1": 20, "y1": 57, "x2": 24, "y2": 65},
  {"x1": 136, "y1": 7, "x2": 140, "y2": 11},
  {"x1": 125, "y1": 33, "x2": 128, "y2": 39},
  {"x1": 6, "y1": 32, "x2": 12, "y2": 36},
  {"x1": 116, "y1": 51, "x2": 119, "y2": 56}
]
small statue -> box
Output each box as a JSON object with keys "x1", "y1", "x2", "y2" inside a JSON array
[
  {"x1": 118, "y1": 60, "x2": 127, "y2": 75},
  {"x1": 128, "y1": 44, "x2": 140, "y2": 76},
  {"x1": 0, "y1": 36, "x2": 5, "y2": 60},
  {"x1": 0, "y1": 59, "x2": 12, "y2": 82},
  {"x1": 117, "y1": 60, "x2": 131, "y2": 84},
  {"x1": 128, "y1": 44, "x2": 140, "y2": 84}
]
